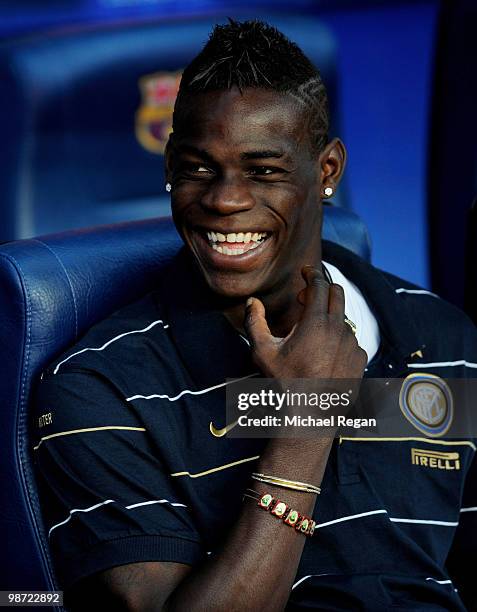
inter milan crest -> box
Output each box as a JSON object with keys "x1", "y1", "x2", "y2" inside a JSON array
[
  {"x1": 399, "y1": 373, "x2": 453, "y2": 437},
  {"x1": 135, "y1": 71, "x2": 182, "y2": 155}
]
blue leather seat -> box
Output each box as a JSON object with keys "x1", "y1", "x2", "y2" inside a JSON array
[
  {"x1": 0, "y1": 209, "x2": 370, "y2": 604},
  {"x1": 0, "y1": 15, "x2": 341, "y2": 243}
]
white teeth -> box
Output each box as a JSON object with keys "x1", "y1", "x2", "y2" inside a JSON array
[
  {"x1": 206, "y1": 230, "x2": 268, "y2": 246},
  {"x1": 211, "y1": 239, "x2": 266, "y2": 256}
]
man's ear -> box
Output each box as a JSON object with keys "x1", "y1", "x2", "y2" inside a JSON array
[
  {"x1": 164, "y1": 137, "x2": 174, "y2": 183},
  {"x1": 318, "y1": 138, "x2": 347, "y2": 198}
]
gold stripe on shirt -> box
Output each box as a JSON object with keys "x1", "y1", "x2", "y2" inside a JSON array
[
  {"x1": 171, "y1": 455, "x2": 260, "y2": 479},
  {"x1": 33, "y1": 426, "x2": 146, "y2": 451}
]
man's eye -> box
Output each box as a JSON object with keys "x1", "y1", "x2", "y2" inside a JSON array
[
  {"x1": 248, "y1": 167, "x2": 275, "y2": 176},
  {"x1": 180, "y1": 163, "x2": 213, "y2": 176},
  {"x1": 190, "y1": 164, "x2": 212, "y2": 173}
]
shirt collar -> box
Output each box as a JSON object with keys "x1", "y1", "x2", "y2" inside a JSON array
[{"x1": 321, "y1": 240, "x2": 424, "y2": 371}]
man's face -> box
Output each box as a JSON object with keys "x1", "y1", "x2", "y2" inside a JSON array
[{"x1": 167, "y1": 87, "x2": 323, "y2": 300}]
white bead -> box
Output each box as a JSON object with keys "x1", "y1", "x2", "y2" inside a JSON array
[
  {"x1": 165, "y1": 183, "x2": 172, "y2": 192},
  {"x1": 324, "y1": 186, "x2": 333, "y2": 197}
]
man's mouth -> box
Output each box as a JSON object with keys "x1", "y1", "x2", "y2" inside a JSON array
[{"x1": 205, "y1": 230, "x2": 269, "y2": 256}]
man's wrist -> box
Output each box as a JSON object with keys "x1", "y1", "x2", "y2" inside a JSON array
[{"x1": 257, "y1": 436, "x2": 335, "y2": 489}]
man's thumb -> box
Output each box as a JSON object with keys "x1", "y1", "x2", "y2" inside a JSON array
[{"x1": 244, "y1": 297, "x2": 272, "y2": 349}]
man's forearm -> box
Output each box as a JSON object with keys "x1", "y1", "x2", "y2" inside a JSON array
[{"x1": 164, "y1": 436, "x2": 334, "y2": 612}]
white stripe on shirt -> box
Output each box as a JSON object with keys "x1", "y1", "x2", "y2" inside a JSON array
[
  {"x1": 125, "y1": 499, "x2": 187, "y2": 509},
  {"x1": 49, "y1": 497, "x2": 187, "y2": 537},
  {"x1": 292, "y1": 574, "x2": 332, "y2": 590},
  {"x1": 293, "y1": 575, "x2": 454, "y2": 592},
  {"x1": 315, "y1": 509, "x2": 388, "y2": 529},
  {"x1": 126, "y1": 372, "x2": 258, "y2": 402},
  {"x1": 395, "y1": 288, "x2": 439, "y2": 297},
  {"x1": 407, "y1": 360, "x2": 477, "y2": 369},
  {"x1": 48, "y1": 499, "x2": 115, "y2": 537},
  {"x1": 53, "y1": 319, "x2": 169, "y2": 374},
  {"x1": 311, "y1": 509, "x2": 459, "y2": 532},
  {"x1": 425, "y1": 578, "x2": 453, "y2": 585},
  {"x1": 389, "y1": 517, "x2": 458, "y2": 527}
]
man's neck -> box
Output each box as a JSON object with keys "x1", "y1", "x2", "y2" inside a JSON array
[{"x1": 223, "y1": 261, "x2": 323, "y2": 339}]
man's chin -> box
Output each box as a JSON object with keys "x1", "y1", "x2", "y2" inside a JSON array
[
  {"x1": 201, "y1": 272, "x2": 260, "y2": 301},
  {"x1": 189, "y1": 247, "x2": 275, "y2": 301}
]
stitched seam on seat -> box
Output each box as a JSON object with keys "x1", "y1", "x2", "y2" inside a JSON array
[
  {"x1": 36, "y1": 240, "x2": 79, "y2": 338},
  {"x1": 0, "y1": 252, "x2": 59, "y2": 591}
]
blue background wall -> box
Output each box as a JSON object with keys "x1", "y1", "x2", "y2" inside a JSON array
[
  {"x1": 1, "y1": 0, "x2": 464, "y2": 296},
  {"x1": 320, "y1": 1, "x2": 439, "y2": 290}
]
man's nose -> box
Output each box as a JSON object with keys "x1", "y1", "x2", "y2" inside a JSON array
[{"x1": 200, "y1": 175, "x2": 255, "y2": 215}]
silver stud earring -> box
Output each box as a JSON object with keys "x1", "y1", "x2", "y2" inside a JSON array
[
  {"x1": 165, "y1": 182, "x2": 172, "y2": 193},
  {"x1": 324, "y1": 186, "x2": 333, "y2": 197}
]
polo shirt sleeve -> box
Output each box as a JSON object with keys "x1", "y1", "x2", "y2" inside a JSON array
[
  {"x1": 446, "y1": 445, "x2": 477, "y2": 607},
  {"x1": 33, "y1": 368, "x2": 204, "y2": 589}
]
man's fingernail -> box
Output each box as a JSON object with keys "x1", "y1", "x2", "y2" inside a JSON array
[{"x1": 246, "y1": 297, "x2": 253, "y2": 307}]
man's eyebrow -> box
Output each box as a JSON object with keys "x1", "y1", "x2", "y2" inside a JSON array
[
  {"x1": 240, "y1": 150, "x2": 287, "y2": 160},
  {"x1": 175, "y1": 145, "x2": 291, "y2": 163},
  {"x1": 175, "y1": 144, "x2": 215, "y2": 163}
]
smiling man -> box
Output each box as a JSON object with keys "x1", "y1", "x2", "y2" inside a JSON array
[
  {"x1": 167, "y1": 85, "x2": 344, "y2": 339},
  {"x1": 35, "y1": 20, "x2": 477, "y2": 611}
]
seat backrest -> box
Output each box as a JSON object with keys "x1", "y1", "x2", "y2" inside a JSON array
[
  {"x1": 0, "y1": 15, "x2": 342, "y2": 242},
  {"x1": 0, "y1": 209, "x2": 370, "y2": 601}
]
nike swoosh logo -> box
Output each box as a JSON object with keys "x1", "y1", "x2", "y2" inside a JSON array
[
  {"x1": 210, "y1": 405, "x2": 258, "y2": 437},
  {"x1": 209, "y1": 373, "x2": 260, "y2": 437},
  {"x1": 209, "y1": 419, "x2": 240, "y2": 437}
]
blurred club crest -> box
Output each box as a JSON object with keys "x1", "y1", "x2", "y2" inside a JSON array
[
  {"x1": 135, "y1": 71, "x2": 182, "y2": 155},
  {"x1": 399, "y1": 373, "x2": 453, "y2": 437}
]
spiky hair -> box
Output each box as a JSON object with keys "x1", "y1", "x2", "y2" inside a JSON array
[{"x1": 172, "y1": 19, "x2": 330, "y2": 154}]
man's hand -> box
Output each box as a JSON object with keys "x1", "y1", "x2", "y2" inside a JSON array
[{"x1": 244, "y1": 266, "x2": 368, "y2": 380}]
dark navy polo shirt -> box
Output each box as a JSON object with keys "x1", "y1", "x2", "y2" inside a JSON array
[{"x1": 34, "y1": 241, "x2": 477, "y2": 611}]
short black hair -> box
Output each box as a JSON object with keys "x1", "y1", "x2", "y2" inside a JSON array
[{"x1": 173, "y1": 19, "x2": 329, "y2": 154}]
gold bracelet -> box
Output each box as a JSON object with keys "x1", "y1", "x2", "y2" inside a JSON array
[
  {"x1": 252, "y1": 475, "x2": 320, "y2": 494},
  {"x1": 251, "y1": 473, "x2": 321, "y2": 494}
]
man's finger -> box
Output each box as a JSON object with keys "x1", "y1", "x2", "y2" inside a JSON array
[
  {"x1": 244, "y1": 297, "x2": 273, "y2": 349},
  {"x1": 297, "y1": 288, "x2": 306, "y2": 306},
  {"x1": 328, "y1": 283, "x2": 345, "y2": 317},
  {"x1": 300, "y1": 266, "x2": 330, "y2": 319}
]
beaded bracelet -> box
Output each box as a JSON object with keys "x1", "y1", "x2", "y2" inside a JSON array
[{"x1": 244, "y1": 489, "x2": 316, "y2": 537}]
